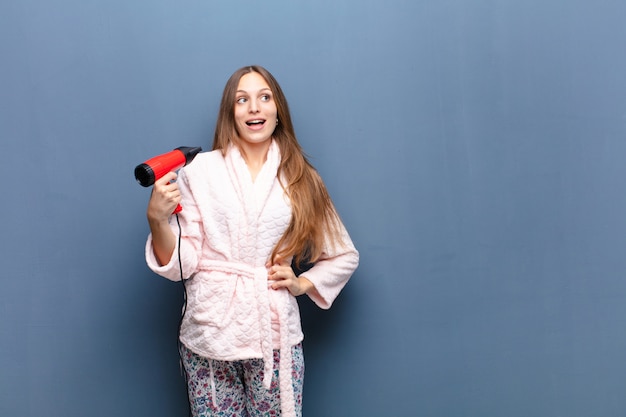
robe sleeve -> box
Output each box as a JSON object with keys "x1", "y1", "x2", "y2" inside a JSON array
[
  {"x1": 144, "y1": 167, "x2": 204, "y2": 282},
  {"x1": 300, "y1": 224, "x2": 359, "y2": 309}
]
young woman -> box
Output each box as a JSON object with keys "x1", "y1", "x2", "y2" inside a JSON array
[{"x1": 144, "y1": 65, "x2": 359, "y2": 417}]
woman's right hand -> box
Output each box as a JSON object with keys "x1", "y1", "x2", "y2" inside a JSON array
[
  {"x1": 147, "y1": 171, "x2": 181, "y2": 223},
  {"x1": 146, "y1": 171, "x2": 179, "y2": 266}
]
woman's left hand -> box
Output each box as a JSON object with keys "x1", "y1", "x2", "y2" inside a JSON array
[{"x1": 267, "y1": 257, "x2": 314, "y2": 296}]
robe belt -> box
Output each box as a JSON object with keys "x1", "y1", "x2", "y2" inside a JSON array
[{"x1": 198, "y1": 259, "x2": 297, "y2": 417}]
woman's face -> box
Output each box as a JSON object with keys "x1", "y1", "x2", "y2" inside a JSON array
[{"x1": 233, "y1": 71, "x2": 278, "y2": 147}]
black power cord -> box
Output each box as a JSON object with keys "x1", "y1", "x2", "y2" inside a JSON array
[{"x1": 174, "y1": 214, "x2": 193, "y2": 417}]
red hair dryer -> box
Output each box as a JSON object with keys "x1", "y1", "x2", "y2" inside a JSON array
[{"x1": 135, "y1": 146, "x2": 202, "y2": 214}]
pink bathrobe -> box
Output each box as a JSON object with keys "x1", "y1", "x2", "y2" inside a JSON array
[{"x1": 145, "y1": 140, "x2": 359, "y2": 416}]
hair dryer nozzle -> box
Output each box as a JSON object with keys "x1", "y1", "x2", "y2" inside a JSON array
[{"x1": 134, "y1": 163, "x2": 156, "y2": 187}]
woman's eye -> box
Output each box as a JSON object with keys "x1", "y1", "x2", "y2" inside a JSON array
[
  {"x1": 236, "y1": 97, "x2": 247, "y2": 104},
  {"x1": 261, "y1": 94, "x2": 271, "y2": 102}
]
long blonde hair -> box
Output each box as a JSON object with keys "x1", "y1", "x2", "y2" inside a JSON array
[{"x1": 213, "y1": 65, "x2": 343, "y2": 266}]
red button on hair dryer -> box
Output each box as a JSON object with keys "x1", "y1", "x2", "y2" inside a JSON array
[{"x1": 134, "y1": 146, "x2": 202, "y2": 214}]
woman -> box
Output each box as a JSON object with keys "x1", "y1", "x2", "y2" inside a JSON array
[{"x1": 145, "y1": 65, "x2": 359, "y2": 417}]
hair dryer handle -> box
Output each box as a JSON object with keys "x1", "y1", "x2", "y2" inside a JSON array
[{"x1": 171, "y1": 178, "x2": 183, "y2": 214}]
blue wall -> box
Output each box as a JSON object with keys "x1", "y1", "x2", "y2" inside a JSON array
[{"x1": 2, "y1": 1, "x2": 626, "y2": 416}]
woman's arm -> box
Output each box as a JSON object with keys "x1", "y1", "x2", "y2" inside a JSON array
[
  {"x1": 267, "y1": 226, "x2": 359, "y2": 306},
  {"x1": 267, "y1": 257, "x2": 317, "y2": 296},
  {"x1": 146, "y1": 171, "x2": 180, "y2": 266}
]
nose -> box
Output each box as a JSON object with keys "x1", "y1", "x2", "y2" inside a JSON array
[{"x1": 248, "y1": 99, "x2": 259, "y2": 113}]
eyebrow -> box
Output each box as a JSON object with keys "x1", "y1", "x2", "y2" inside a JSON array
[{"x1": 236, "y1": 87, "x2": 272, "y2": 94}]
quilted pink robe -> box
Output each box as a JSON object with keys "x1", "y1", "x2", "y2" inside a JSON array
[{"x1": 146, "y1": 140, "x2": 359, "y2": 416}]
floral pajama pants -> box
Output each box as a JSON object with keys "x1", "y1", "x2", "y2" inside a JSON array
[{"x1": 181, "y1": 343, "x2": 304, "y2": 417}]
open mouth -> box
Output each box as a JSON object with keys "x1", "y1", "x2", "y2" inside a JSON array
[{"x1": 246, "y1": 119, "x2": 266, "y2": 126}]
